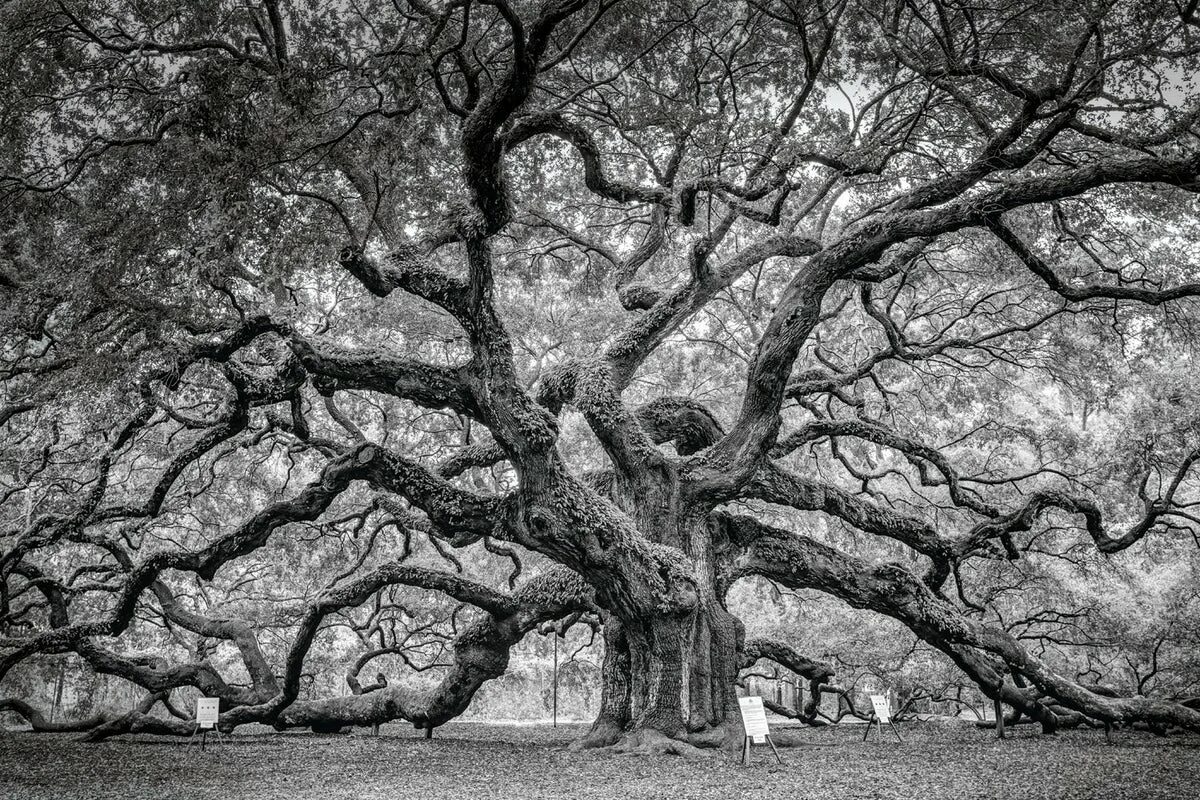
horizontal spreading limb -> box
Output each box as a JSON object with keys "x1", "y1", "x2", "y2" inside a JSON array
[{"x1": 718, "y1": 510, "x2": 1200, "y2": 733}]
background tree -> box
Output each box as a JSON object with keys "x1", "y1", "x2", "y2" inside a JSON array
[{"x1": 3, "y1": 0, "x2": 1200, "y2": 753}]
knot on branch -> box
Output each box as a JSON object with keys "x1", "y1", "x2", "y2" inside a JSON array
[
  {"x1": 617, "y1": 282, "x2": 664, "y2": 311},
  {"x1": 450, "y1": 201, "x2": 492, "y2": 241},
  {"x1": 312, "y1": 375, "x2": 338, "y2": 397},
  {"x1": 353, "y1": 444, "x2": 378, "y2": 465},
  {"x1": 636, "y1": 397, "x2": 724, "y2": 455}
]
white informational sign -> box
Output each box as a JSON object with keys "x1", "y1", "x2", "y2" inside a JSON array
[
  {"x1": 738, "y1": 695, "x2": 770, "y2": 744},
  {"x1": 869, "y1": 694, "x2": 891, "y2": 724},
  {"x1": 196, "y1": 697, "x2": 220, "y2": 729}
]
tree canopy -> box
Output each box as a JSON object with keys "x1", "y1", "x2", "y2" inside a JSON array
[{"x1": 3, "y1": 0, "x2": 1200, "y2": 750}]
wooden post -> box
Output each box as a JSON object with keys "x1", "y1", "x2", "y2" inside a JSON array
[
  {"x1": 186, "y1": 722, "x2": 225, "y2": 755},
  {"x1": 765, "y1": 734, "x2": 782, "y2": 764},
  {"x1": 864, "y1": 694, "x2": 904, "y2": 743},
  {"x1": 552, "y1": 633, "x2": 558, "y2": 728},
  {"x1": 740, "y1": 733, "x2": 783, "y2": 765},
  {"x1": 994, "y1": 697, "x2": 1005, "y2": 740},
  {"x1": 736, "y1": 696, "x2": 779, "y2": 766}
]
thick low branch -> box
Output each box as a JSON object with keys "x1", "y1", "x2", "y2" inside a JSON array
[
  {"x1": 271, "y1": 567, "x2": 593, "y2": 731},
  {"x1": 0, "y1": 444, "x2": 377, "y2": 683},
  {"x1": 720, "y1": 511, "x2": 1200, "y2": 732},
  {"x1": 0, "y1": 697, "x2": 109, "y2": 732}
]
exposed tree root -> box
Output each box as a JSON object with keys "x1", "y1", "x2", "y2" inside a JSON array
[
  {"x1": 570, "y1": 719, "x2": 624, "y2": 750},
  {"x1": 685, "y1": 724, "x2": 735, "y2": 749},
  {"x1": 572, "y1": 721, "x2": 738, "y2": 756},
  {"x1": 605, "y1": 728, "x2": 716, "y2": 758}
]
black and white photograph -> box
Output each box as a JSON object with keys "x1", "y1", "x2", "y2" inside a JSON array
[{"x1": 2, "y1": 1, "x2": 1200, "y2": 798}]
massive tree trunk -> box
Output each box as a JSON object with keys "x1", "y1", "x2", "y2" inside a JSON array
[
  {"x1": 582, "y1": 602, "x2": 743, "y2": 752},
  {"x1": 578, "y1": 477, "x2": 743, "y2": 752}
]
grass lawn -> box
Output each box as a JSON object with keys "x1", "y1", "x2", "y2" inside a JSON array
[{"x1": 2, "y1": 720, "x2": 1198, "y2": 799}]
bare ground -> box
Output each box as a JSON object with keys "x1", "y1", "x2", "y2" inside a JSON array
[{"x1": 1, "y1": 720, "x2": 1198, "y2": 799}]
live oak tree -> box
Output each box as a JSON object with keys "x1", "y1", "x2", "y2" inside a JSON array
[{"x1": 4, "y1": 0, "x2": 1200, "y2": 753}]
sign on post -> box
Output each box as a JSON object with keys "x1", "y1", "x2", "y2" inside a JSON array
[
  {"x1": 863, "y1": 693, "x2": 903, "y2": 742},
  {"x1": 870, "y1": 694, "x2": 891, "y2": 724},
  {"x1": 737, "y1": 696, "x2": 781, "y2": 765},
  {"x1": 738, "y1": 696, "x2": 769, "y2": 743},
  {"x1": 196, "y1": 698, "x2": 220, "y2": 729},
  {"x1": 187, "y1": 697, "x2": 225, "y2": 754}
]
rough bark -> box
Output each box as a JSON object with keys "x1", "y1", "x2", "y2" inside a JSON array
[{"x1": 572, "y1": 469, "x2": 743, "y2": 752}]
